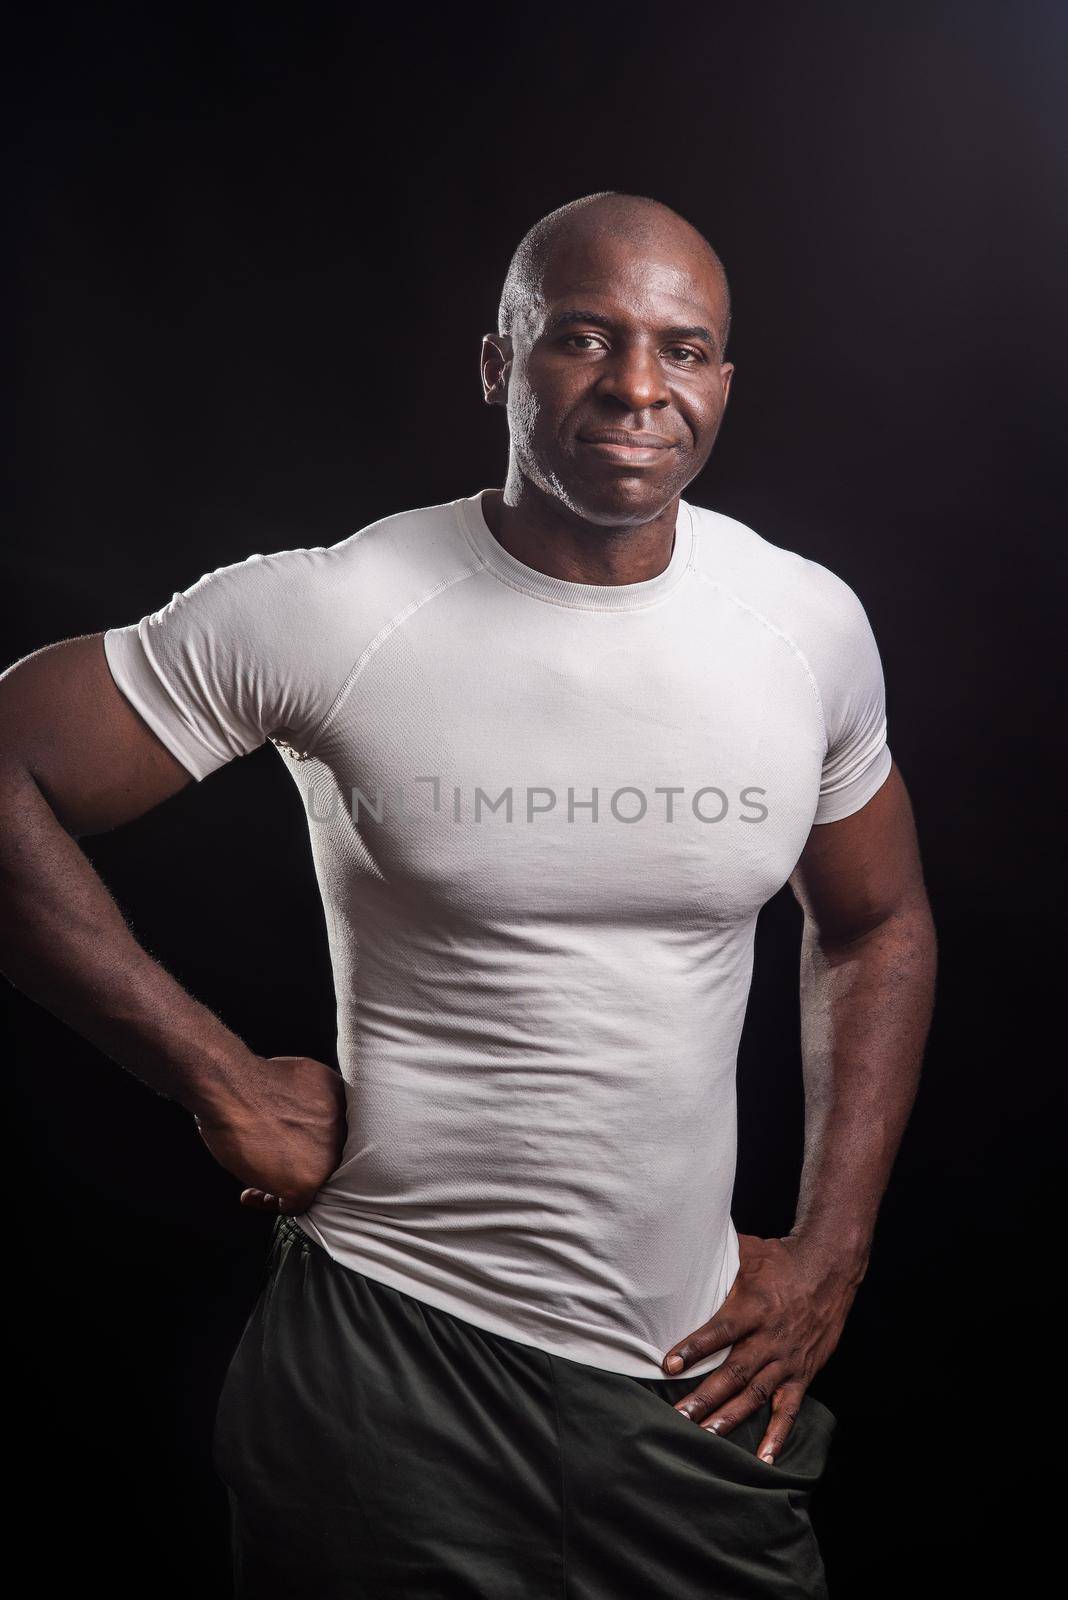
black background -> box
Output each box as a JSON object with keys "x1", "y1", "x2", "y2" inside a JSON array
[{"x1": 6, "y1": 2, "x2": 1065, "y2": 1593}]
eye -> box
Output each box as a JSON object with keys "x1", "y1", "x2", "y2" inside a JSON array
[
  {"x1": 563, "y1": 334, "x2": 606, "y2": 351},
  {"x1": 665, "y1": 345, "x2": 705, "y2": 365}
]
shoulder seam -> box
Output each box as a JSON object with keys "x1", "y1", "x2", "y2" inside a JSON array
[
  {"x1": 694, "y1": 568, "x2": 828, "y2": 743},
  {"x1": 292, "y1": 558, "x2": 486, "y2": 757}
]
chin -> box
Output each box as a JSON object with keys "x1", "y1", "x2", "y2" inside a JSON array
[{"x1": 560, "y1": 473, "x2": 680, "y2": 528}]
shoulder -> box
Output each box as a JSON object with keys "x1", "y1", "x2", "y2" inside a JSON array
[
  {"x1": 685, "y1": 500, "x2": 878, "y2": 660},
  {"x1": 157, "y1": 497, "x2": 479, "y2": 638}
]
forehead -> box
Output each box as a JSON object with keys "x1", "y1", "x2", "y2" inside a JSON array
[{"x1": 533, "y1": 226, "x2": 724, "y2": 330}]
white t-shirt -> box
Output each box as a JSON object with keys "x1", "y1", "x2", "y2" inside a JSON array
[{"x1": 104, "y1": 489, "x2": 892, "y2": 1379}]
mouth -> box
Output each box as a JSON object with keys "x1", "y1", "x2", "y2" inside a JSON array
[{"x1": 577, "y1": 432, "x2": 678, "y2": 465}]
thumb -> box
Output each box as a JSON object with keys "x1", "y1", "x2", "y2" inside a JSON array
[{"x1": 239, "y1": 1188, "x2": 285, "y2": 1211}]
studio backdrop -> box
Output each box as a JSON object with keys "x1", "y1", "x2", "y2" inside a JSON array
[{"x1": 6, "y1": 3, "x2": 1064, "y2": 1595}]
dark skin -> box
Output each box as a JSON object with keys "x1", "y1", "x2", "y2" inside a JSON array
[
  {"x1": 479, "y1": 201, "x2": 936, "y2": 1462},
  {"x1": 664, "y1": 766, "x2": 934, "y2": 1461},
  {"x1": 479, "y1": 211, "x2": 734, "y2": 581},
  {"x1": 0, "y1": 198, "x2": 936, "y2": 1469},
  {"x1": 0, "y1": 638, "x2": 346, "y2": 1213}
]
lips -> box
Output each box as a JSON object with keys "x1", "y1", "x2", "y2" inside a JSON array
[
  {"x1": 577, "y1": 432, "x2": 678, "y2": 466},
  {"x1": 578, "y1": 430, "x2": 676, "y2": 448}
]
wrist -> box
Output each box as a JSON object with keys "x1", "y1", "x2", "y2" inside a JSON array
[
  {"x1": 783, "y1": 1225, "x2": 872, "y2": 1286},
  {"x1": 176, "y1": 1043, "x2": 264, "y2": 1122}
]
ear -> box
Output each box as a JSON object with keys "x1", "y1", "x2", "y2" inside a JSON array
[
  {"x1": 481, "y1": 333, "x2": 513, "y2": 406},
  {"x1": 720, "y1": 362, "x2": 735, "y2": 407}
]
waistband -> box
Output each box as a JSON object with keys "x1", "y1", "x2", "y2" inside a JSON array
[
  {"x1": 274, "y1": 1211, "x2": 321, "y2": 1251},
  {"x1": 265, "y1": 1212, "x2": 835, "y2": 1430}
]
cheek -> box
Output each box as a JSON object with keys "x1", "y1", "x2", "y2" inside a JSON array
[
  {"x1": 667, "y1": 400, "x2": 715, "y2": 462},
  {"x1": 506, "y1": 378, "x2": 542, "y2": 452},
  {"x1": 693, "y1": 388, "x2": 726, "y2": 437}
]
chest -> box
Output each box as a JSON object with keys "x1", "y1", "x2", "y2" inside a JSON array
[{"x1": 296, "y1": 587, "x2": 825, "y2": 925}]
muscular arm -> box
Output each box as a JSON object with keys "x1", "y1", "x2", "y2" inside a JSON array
[
  {"x1": 662, "y1": 761, "x2": 936, "y2": 1459},
  {"x1": 0, "y1": 633, "x2": 345, "y2": 1209},
  {"x1": 786, "y1": 758, "x2": 937, "y2": 1279},
  {"x1": 0, "y1": 632, "x2": 260, "y2": 1112}
]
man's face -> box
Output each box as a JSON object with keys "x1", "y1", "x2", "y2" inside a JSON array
[{"x1": 483, "y1": 227, "x2": 734, "y2": 526}]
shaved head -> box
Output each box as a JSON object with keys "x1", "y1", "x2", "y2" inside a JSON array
[
  {"x1": 481, "y1": 189, "x2": 735, "y2": 529},
  {"x1": 497, "y1": 191, "x2": 731, "y2": 355}
]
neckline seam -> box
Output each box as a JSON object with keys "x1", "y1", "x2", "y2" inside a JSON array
[{"x1": 454, "y1": 494, "x2": 696, "y2": 614}]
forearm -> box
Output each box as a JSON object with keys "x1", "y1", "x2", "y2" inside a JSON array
[
  {"x1": 0, "y1": 759, "x2": 260, "y2": 1117},
  {"x1": 788, "y1": 890, "x2": 937, "y2": 1278}
]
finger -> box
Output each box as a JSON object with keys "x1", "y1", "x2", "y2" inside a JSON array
[
  {"x1": 753, "y1": 1382, "x2": 806, "y2": 1465},
  {"x1": 698, "y1": 1361, "x2": 792, "y2": 1440},
  {"x1": 674, "y1": 1351, "x2": 780, "y2": 1425},
  {"x1": 240, "y1": 1188, "x2": 284, "y2": 1210},
  {"x1": 662, "y1": 1308, "x2": 755, "y2": 1375}
]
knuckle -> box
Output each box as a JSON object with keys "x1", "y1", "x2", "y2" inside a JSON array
[
  {"x1": 679, "y1": 1384, "x2": 715, "y2": 1421},
  {"x1": 747, "y1": 1375, "x2": 775, "y2": 1406}
]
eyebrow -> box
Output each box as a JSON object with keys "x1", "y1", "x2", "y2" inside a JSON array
[{"x1": 544, "y1": 307, "x2": 720, "y2": 351}]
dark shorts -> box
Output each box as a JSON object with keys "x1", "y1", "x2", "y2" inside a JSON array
[{"x1": 212, "y1": 1214, "x2": 837, "y2": 1599}]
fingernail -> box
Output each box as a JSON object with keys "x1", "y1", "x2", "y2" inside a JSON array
[
  {"x1": 761, "y1": 1451, "x2": 775, "y2": 1463},
  {"x1": 706, "y1": 1420, "x2": 722, "y2": 1433},
  {"x1": 665, "y1": 1354, "x2": 684, "y2": 1373}
]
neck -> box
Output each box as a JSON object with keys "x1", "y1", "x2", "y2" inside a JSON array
[{"x1": 480, "y1": 470, "x2": 680, "y2": 587}]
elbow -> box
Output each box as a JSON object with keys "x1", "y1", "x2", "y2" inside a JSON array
[{"x1": 809, "y1": 887, "x2": 937, "y2": 966}]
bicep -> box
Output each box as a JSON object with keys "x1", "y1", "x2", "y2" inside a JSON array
[
  {"x1": 0, "y1": 633, "x2": 194, "y2": 836},
  {"x1": 789, "y1": 760, "x2": 927, "y2": 941}
]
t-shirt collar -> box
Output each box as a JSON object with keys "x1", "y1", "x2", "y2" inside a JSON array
[{"x1": 456, "y1": 488, "x2": 695, "y2": 613}]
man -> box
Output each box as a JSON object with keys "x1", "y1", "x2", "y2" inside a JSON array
[{"x1": 0, "y1": 190, "x2": 936, "y2": 1598}]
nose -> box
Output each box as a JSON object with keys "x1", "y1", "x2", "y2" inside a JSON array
[{"x1": 594, "y1": 344, "x2": 671, "y2": 411}]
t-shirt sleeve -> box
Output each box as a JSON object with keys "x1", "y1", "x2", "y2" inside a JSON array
[
  {"x1": 102, "y1": 546, "x2": 344, "y2": 781},
  {"x1": 807, "y1": 564, "x2": 894, "y2": 825}
]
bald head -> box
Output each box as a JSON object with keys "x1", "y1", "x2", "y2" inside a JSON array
[{"x1": 497, "y1": 191, "x2": 731, "y2": 355}]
